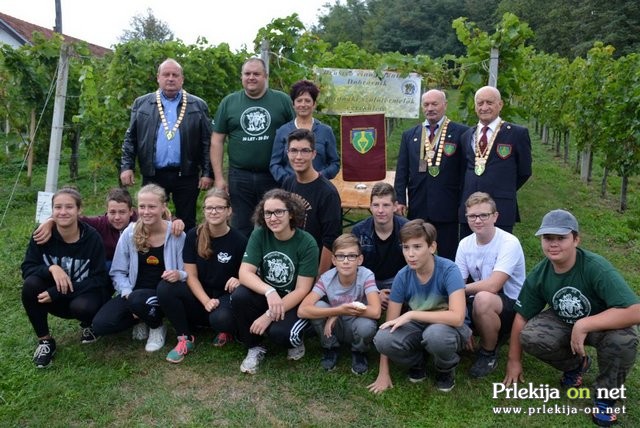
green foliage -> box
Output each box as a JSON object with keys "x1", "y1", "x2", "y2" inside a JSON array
[
  {"x1": 75, "y1": 39, "x2": 243, "y2": 179},
  {"x1": 453, "y1": 13, "x2": 534, "y2": 122},
  {"x1": 119, "y1": 8, "x2": 174, "y2": 43}
]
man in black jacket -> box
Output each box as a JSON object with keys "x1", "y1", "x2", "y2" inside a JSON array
[{"x1": 120, "y1": 58, "x2": 213, "y2": 231}]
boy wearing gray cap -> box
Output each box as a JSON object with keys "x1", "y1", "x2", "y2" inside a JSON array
[{"x1": 503, "y1": 209, "x2": 639, "y2": 427}]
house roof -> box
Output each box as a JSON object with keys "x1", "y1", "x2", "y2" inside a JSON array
[{"x1": 0, "y1": 11, "x2": 111, "y2": 57}]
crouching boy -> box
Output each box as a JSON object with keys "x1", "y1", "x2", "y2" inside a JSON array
[
  {"x1": 298, "y1": 233, "x2": 381, "y2": 374},
  {"x1": 504, "y1": 210, "x2": 639, "y2": 427},
  {"x1": 368, "y1": 220, "x2": 470, "y2": 394}
]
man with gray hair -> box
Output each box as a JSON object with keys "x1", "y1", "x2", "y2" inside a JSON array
[
  {"x1": 394, "y1": 89, "x2": 469, "y2": 260},
  {"x1": 459, "y1": 86, "x2": 532, "y2": 237}
]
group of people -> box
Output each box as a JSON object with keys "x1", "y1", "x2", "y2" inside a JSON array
[{"x1": 20, "y1": 56, "x2": 638, "y2": 427}]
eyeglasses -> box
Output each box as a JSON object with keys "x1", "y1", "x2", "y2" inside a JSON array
[
  {"x1": 264, "y1": 209, "x2": 288, "y2": 219},
  {"x1": 466, "y1": 212, "x2": 494, "y2": 222},
  {"x1": 334, "y1": 253, "x2": 360, "y2": 261},
  {"x1": 287, "y1": 148, "x2": 314, "y2": 156},
  {"x1": 204, "y1": 205, "x2": 229, "y2": 213}
]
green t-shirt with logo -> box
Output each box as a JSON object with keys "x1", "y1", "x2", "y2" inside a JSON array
[
  {"x1": 515, "y1": 248, "x2": 639, "y2": 324},
  {"x1": 243, "y1": 227, "x2": 319, "y2": 294},
  {"x1": 213, "y1": 89, "x2": 294, "y2": 171}
]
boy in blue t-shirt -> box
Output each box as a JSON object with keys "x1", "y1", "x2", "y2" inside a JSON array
[
  {"x1": 298, "y1": 234, "x2": 381, "y2": 375},
  {"x1": 368, "y1": 220, "x2": 470, "y2": 394}
]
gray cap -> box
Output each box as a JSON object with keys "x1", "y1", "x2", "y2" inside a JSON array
[{"x1": 535, "y1": 209, "x2": 579, "y2": 236}]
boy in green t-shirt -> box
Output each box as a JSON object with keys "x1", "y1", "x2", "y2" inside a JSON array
[{"x1": 504, "y1": 210, "x2": 639, "y2": 427}]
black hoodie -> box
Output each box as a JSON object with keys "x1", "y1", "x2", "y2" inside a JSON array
[{"x1": 21, "y1": 221, "x2": 110, "y2": 301}]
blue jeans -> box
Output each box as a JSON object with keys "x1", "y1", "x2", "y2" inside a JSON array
[{"x1": 228, "y1": 167, "x2": 277, "y2": 237}]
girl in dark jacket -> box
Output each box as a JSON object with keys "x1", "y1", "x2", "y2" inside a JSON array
[{"x1": 21, "y1": 187, "x2": 110, "y2": 368}]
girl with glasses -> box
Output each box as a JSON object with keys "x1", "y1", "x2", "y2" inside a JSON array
[
  {"x1": 158, "y1": 189, "x2": 248, "y2": 363},
  {"x1": 233, "y1": 189, "x2": 319, "y2": 374}
]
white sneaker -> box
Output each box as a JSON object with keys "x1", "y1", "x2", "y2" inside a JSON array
[
  {"x1": 240, "y1": 346, "x2": 266, "y2": 374},
  {"x1": 287, "y1": 343, "x2": 305, "y2": 361},
  {"x1": 132, "y1": 323, "x2": 149, "y2": 341},
  {"x1": 145, "y1": 325, "x2": 166, "y2": 352}
]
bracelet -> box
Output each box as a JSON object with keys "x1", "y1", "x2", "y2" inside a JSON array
[{"x1": 265, "y1": 287, "x2": 277, "y2": 297}]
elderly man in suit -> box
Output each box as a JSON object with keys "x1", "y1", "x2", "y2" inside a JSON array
[
  {"x1": 394, "y1": 89, "x2": 469, "y2": 260},
  {"x1": 459, "y1": 86, "x2": 532, "y2": 236}
]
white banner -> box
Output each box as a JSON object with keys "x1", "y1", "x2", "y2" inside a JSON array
[{"x1": 316, "y1": 68, "x2": 422, "y2": 119}]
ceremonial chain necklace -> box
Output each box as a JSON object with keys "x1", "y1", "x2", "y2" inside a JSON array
[
  {"x1": 156, "y1": 90, "x2": 187, "y2": 140},
  {"x1": 422, "y1": 118, "x2": 450, "y2": 177},
  {"x1": 474, "y1": 120, "x2": 503, "y2": 176}
]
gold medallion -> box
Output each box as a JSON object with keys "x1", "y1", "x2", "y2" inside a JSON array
[{"x1": 428, "y1": 165, "x2": 440, "y2": 177}]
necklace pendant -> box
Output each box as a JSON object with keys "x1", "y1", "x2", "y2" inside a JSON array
[
  {"x1": 166, "y1": 131, "x2": 175, "y2": 140},
  {"x1": 428, "y1": 165, "x2": 440, "y2": 177},
  {"x1": 474, "y1": 163, "x2": 485, "y2": 176}
]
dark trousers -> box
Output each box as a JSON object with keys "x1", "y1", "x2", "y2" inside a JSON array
[
  {"x1": 231, "y1": 285, "x2": 308, "y2": 349},
  {"x1": 429, "y1": 221, "x2": 459, "y2": 261},
  {"x1": 22, "y1": 275, "x2": 108, "y2": 337},
  {"x1": 144, "y1": 169, "x2": 199, "y2": 231},
  {"x1": 157, "y1": 280, "x2": 235, "y2": 337},
  {"x1": 228, "y1": 168, "x2": 277, "y2": 237},
  {"x1": 92, "y1": 289, "x2": 164, "y2": 336}
]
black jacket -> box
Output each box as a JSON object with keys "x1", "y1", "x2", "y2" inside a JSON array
[
  {"x1": 21, "y1": 221, "x2": 110, "y2": 301},
  {"x1": 121, "y1": 91, "x2": 213, "y2": 178}
]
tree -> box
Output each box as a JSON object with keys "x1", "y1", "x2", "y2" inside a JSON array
[{"x1": 119, "y1": 8, "x2": 174, "y2": 43}]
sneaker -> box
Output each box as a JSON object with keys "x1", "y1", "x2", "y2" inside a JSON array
[
  {"x1": 592, "y1": 399, "x2": 618, "y2": 427},
  {"x1": 321, "y1": 348, "x2": 339, "y2": 371},
  {"x1": 561, "y1": 355, "x2": 591, "y2": 387},
  {"x1": 212, "y1": 332, "x2": 233, "y2": 347},
  {"x1": 80, "y1": 327, "x2": 99, "y2": 344},
  {"x1": 240, "y1": 346, "x2": 266, "y2": 374},
  {"x1": 436, "y1": 369, "x2": 455, "y2": 392},
  {"x1": 166, "y1": 335, "x2": 195, "y2": 363},
  {"x1": 351, "y1": 351, "x2": 368, "y2": 375},
  {"x1": 132, "y1": 323, "x2": 149, "y2": 341},
  {"x1": 33, "y1": 338, "x2": 56, "y2": 368},
  {"x1": 469, "y1": 348, "x2": 498, "y2": 378},
  {"x1": 408, "y1": 364, "x2": 427, "y2": 383},
  {"x1": 287, "y1": 343, "x2": 305, "y2": 361},
  {"x1": 145, "y1": 325, "x2": 166, "y2": 352}
]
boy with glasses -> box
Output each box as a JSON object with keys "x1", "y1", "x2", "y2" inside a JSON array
[
  {"x1": 282, "y1": 128, "x2": 342, "y2": 275},
  {"x1": 455, "y1": 192, "x2": 525, "y2": 378},
  {"x1": 298, "y1": 233, "x2": 381, "y2": 374}
]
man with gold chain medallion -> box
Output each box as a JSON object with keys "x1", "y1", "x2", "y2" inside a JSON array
[
  {"x1": 395, "y1": 89, "x2": 469, "y2": 261},
  {"x1": 460, "y1": 86, "x2": 532, "y2": 237},
  {"x1": 120, "y1": 58, "x2": 214, "y2": 231}
]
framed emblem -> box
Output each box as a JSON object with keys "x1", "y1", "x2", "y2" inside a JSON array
[
  {"x1": 496, "y1": 144, "x2": 513, "y2": 159},
  {"x1": 351, "y1": 128, "x2": 376, "y2": 154},
  {"x1": 443, "y1": 142, "x2": 457, "y2": 156}
]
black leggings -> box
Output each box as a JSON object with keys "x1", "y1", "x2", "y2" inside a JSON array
[
  {"x1": 22, "y1": 275, "x2": 107, "y2": 337},
  {"x1": 92, "y1": 288, "x2": 164, "y2": 336},
  {"x1": 157, "y1": 280, "x2": 235, "y2": 337},
  {"x1": 231, "y1": 285, "x2": 308, "y2": 349}
]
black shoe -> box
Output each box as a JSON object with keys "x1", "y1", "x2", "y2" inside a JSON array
[
  {"x1": 408, "y1": 364, "x2": 427, "y2": 383},
  {"x1": 321, "y1": 348, "x2": 339, "y2": 371},
  {"x1": 33, "y1": 338, "x2": 56, "y2": 368},
  {"x1": 351, "y1": 351, "x2": 368, "y2": 375},
  {"x1": 80, "y1": 326, "x2": 99, "y2": 344},
  {"x1": 469, "y1": 348, "x2": 498, "y2": 378},
  {"x1": 436, "y1": 369, "x2": 455, "y2": 392}
]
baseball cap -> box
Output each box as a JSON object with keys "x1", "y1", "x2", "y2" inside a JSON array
[{"x1": 534, "y1": 209, "x2": 579, "y2": 236}]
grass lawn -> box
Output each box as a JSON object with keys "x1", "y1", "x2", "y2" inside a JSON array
[{"x1": 0, "y1": 121, "x2": 638, "y2": 427}]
